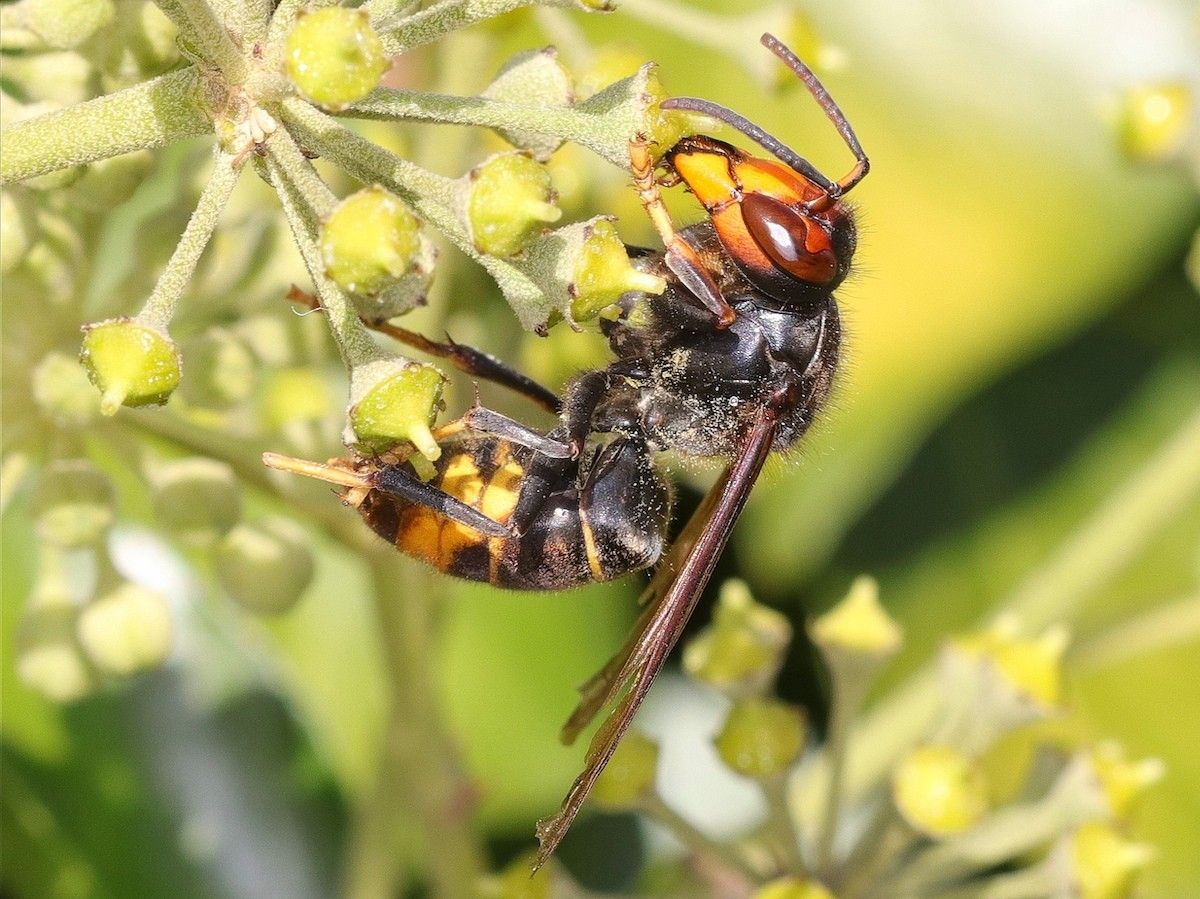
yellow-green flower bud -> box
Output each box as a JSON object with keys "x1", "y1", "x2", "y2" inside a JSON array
[
  {"x1": 642, "y1": 71, "x2": 694, "y2": 160},
  {"x1": 576, "y1": 45, "x2": 643, "y2": 99},
  {"x1": 347, "y1": 358, "x2": 445, "y2": 459},
  {"x1": 753, "y1": 877, "x2": 835, "y2": 899},
  {"x1": 178, "y1": 329, "x2": 257, "y2": 409},
  {"x1": 32, "y1": 351, "x2": 100, "y2": 428},
  {"x1": 285, "y1": 7, "x2": 387, "y2": 110},
  {"x1": 714, "y1": 698, "x2": 806, "y2": 780},
  {"x1": 24, "y1": 0, "x2": 115, "y2": 49},
  {"x1": 955, "y1": 618, "x2": 1069, "y2": 710},
  {"x1": 17, "y1": 605, "x2": 94, "y2": 703},
  {"x1": 592, "y1": 730, "x2": 660, "y2": 809},
  {"x1": 482, "y1": 48, "x2": 574, "y2": 160},
  {"x1": 79, "y1": 318, "x2": 182, "y2": 414},
  {"x1": 1090, "y1": 742, "x2": 1164, "y2": 820},
  {"x1": 468, "y1": 154, "x2": 562, "y2": 257},
  {"x1": 566, "y1": 219, "x2": 666, "y2": 322},
  {"x1": 810, "y1": 575, "x2": 901, "y2": 659},
  {"x1": 260, "y1": 367, "x2": 334, "y2": 430},
  {"x1": 683, "y1": 579, "x2": 792, "y2": 697},
  {"x1": 1, "y1": 188, "x2": 38, "y2": 274},
  {"x1": 32, "y1": 460, "x2": 116, "y2": 548},
  {"x1": 892, "y1": 745, "x2": 989, "y2": 837},
  {"x1": 320, "y1": 186, "x2": 422, "y2": 296},
  {"x1": 150, "y1": 458, "x2": 242, "y2": 544},
  {"x1": 77, "y1": 582, "x2": 172, "y2": 676},
  {"x1": 215, "y1": 517, "x2": 315, "y2": 615},
  {"x1": 1066, "y1": 822, "x2": 1154, "y2": 899},
  {"x1": 1116, "y1": 83, "x2": 1192, "y2": 163}
]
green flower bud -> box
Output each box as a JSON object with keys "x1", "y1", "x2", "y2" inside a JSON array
[
  {"x1": 215, "y1": 516, "x2": 315, "y2": 615},
  {"x1": 576, "y1": 45, "x2": 643, "y2": 99},
  {"x1": 347, "y1": 358, "x2": 445, "y2": 459},
  {"x1": 150, "y1": 457, "x2": 242, "y2": 544},
  {"x1": 642, "y1": 71, "x2": 693, "y2": 160},
  {"x1": 482, "y1": 48, "x2": 574, "y2": 160},
  {"x1": 892, "y1": 745, "x2": 989, "y2": 837},
  {"x1": 1116, "y1": 83, "x2": 1192, "y2": 163},
  {"x1": 32, "y1": 460, "x2": 116, "y2": 548},
  {"x1": 32, "y1": 351, "x2": 99, "y2": 428},
  {"x1": 1090, "y1": 742, "x2": 1164, "y2": 820},
  {"x1": 1, "y1": 188, "x2": 38, "y2": 274},
  {"x1": 320, "y1": 186, "x2": 423, "y2": 296},
  {"x1": 285, "y1": 7, "x2": 387, "y2": 110},
  {"x1": 178, "y1": 329, "x2": 257, "y2": 409},
  {"x1": 810, "y1": 575, "x2": 901, "y2": 659},
  {"x1": 753, "y1": 877, "x2": 835, "y2": 899},
  {"x1": 80, "y1": 318, "x2": 182, "y2": 414},
  {"x1": 591, "y1": 730, "x2": 660, "y2": 808},
  {"x1": 77, "y1": 583, "x2": 172, "y2": 676},
  {"x1": 714, "y1": 698, "x2": 806, "y2": 780},
  {"x1": 17, "y1": 604, "x2": 94, "y2": 703},
  {"x1": 25, "y1": 0, "x2": 115, "y2": 48},
  {"x1": 467, "y1": 154, "x2": 562, "y2": 257},
  {"x1": 571, "y1": 219, "x2": 667, "y2": 319},
  {"x1": 260, "y1": 367, "x2": 334, "y2": 430},
  {"x1": 954, "y1": 617, "x2": 1069, "y2": 711},
  {"x1": 1066, "y1": 822, "x2": 1153, "y2": 899},
  {"x1": 683, "y1": 579, "x2": 792, "y2": 697}
]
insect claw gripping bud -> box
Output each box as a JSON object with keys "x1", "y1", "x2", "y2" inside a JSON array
[
  {"x1": 466, "y1": 153, "x2": 562, "y2": 258},
  {"x1": 320, "y1": 186, "x2": 423, "y2": 297},
  {"x1": 346, "y1": 358, "x2": 445, "y2": 460},
  {"x1": 285, "y1": 7, "x2": 387, "y2": 111},
  {"x1": 79, "y1": 318, "x2": 182, "y2": 414}
]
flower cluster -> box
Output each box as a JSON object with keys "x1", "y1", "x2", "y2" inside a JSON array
[{"x1": 496, "y1": 579, "x2": 1164, "y2": 899}]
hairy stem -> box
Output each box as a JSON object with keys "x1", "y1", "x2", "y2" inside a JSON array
[
  {"x1": 138, "y1": 150, "x2": 241, "y2": 331},
  {"x1": 0, "y1": 69, "x2": 211, "y2": 184},
  {"x1": 263, "y1": 131, "x2": 386, "y2": 369},
  {"x1": 154, "y1": 0, "x2": 247, "y2": 82}
]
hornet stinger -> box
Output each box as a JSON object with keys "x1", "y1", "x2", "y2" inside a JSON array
[{"x1": 265, "y1": 32, "x2": 869, "y2": 868}]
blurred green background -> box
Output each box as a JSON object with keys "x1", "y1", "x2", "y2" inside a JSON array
[{"x1": 2, "y1": 0, "x2": 1198, "y2": 896}]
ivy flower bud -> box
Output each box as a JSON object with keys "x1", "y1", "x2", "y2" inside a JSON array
[
  {"x1": 714, "y1": 698, "x2": 806, "y2": 780},
  {"x1": 261, "y1": 367, "x2": 334, "y2": 431},
  {"x1": 467, "y1": 154, "x2": 562, "y2": 258},
  {"x1": 76, "y1": 582, "x2": 172, "y2": 677},
  {"x1": 753, "y1": 877, "x2": 835, "y2": 899},
  {"x1": 24, "y1": 0, "x2": 115, "y2": 49},
  {"x1": 892, "y1": 745, "x2": 989, "y2": 837},
  {"x1": 32, "y1": 460, "x2": 116, "y2": 548},
  {"x1": 1064, "y1": 822, "x2": 1154, "y2": 899},
  {"x1": 150, "y1": 458, "x2": 242, "y2": 544},
  {"x1": 642, "y1": 71, "x2": 693, "y2": 160},
  {"x1": 17, "y1": 605, "x2": 94, "y2": 703},
  {"x1": 32, "y1": 351, "x2": 100, "y2": 428},
  {"x1": 1090, "y1": 742, "x2": 1164, "y2": 820},
  {"x1": 320, "y1": 186, "x2": 422, "y2": 296},
  {"x1": 955, "y1": 617, "x2": 1069, "y2": 711},
  {"x1": 347, "y1": 358, "x2": 445, "y2": 459},
  {"x1": 592, "y1": 730, "x2": 660, "y2": 809},
  {"x1": 178, "y1": 329, "x2": 257, "y2": 409},
  {"x1": 810, "y1": 575, "x2": 902, "y2": 660},
  {"x1": 215, "y1": 517, "x2": 315, "y2": 615},
  {"x1": 79, "y1": 318, "x2": 182, "y2": 414},
  {"x1": 482, "y1": 48, "x2": 574, "y2": 160},
  {"x1": 1116, "y1": 83, "x2": 1192, "y2": 163},
  {"x1": 285, "y1": 7, "x2": 387, "y2": 110},
  {"x1": 683, "y1": 579, "x2": 792, "y2": 697}
]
